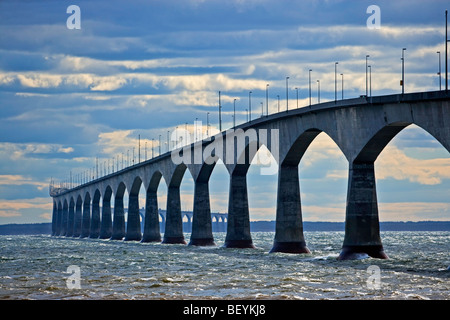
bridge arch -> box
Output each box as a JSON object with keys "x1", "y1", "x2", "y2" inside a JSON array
[
  {"x1": 73, "y1": 194, "x2": 83, "y2": 237},
  {"x1": 66, "y1": 197, "x2": 75, "y2": 237}
]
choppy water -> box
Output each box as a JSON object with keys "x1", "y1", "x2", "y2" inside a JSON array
[{"x1": 0, "y1": 232, "x2": 448, "y2": 300}]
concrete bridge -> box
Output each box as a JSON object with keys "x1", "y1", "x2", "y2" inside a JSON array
[{"x1": 50, "y1": 91, "x2": 449, "y2": 259}]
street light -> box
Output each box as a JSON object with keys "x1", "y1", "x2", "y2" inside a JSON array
[
  {"x1": 277, "y1": 95, "x2": 280, "y2": 112},
  {"x1": 402, "y1": 48, "x2": 406, "y2": 94},
  {"x1": 317, "y1": 80, "x2": 320, "y2": 103},
  {"x1": 266, "y1": 84, "x2": 269, "y2": 116},
  {"x1": 309, "y1": 69, "x2": 312, "y2": 106},
  {"x1": 437, "y1": 51, "x2": 442, "y2": 91},
  {"x1": 368, "y1": 65, "x2": 372, "y2": 99},
  {"x1": 335, "y1": 62, "x2": 338, "y2": 103},
  {"x1": 366, "y1": 55, "x2": 370, "y2": 96},
  {"x1": 286, "y1": 76, "x2": 289, "y2": 111},
  {"x1": 249, "y1": 91, "x2": 252, "y2": 121},
  {"x1": 341, "y1": 73, "x2": 344, "y2": 100},
  {"x1": 233, "y1": 99, "x2": 236, "y2": 128},
  {"x1": 295, "y1": 87, "x2": 299, "y2": 108},
  {"x1": 218, "y1": 91, "x2": 222, "y2": 132}
]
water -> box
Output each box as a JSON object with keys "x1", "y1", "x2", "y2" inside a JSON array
[{"x1": 0, "y1": 232, "x2": 448, "y2": 300}]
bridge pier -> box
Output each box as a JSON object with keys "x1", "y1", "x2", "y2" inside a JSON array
[
  {"x1": 111, "y1": 196, "x2": 125, "y2": 240},
  {"x1": 66, "y1": 201, "x2": 74, "y2": 237},
  {"x1": 162, "y1": 186, "x2": 186, "y2": 244},
  {"x1": 73, "y1": 200, "x2": 82, "y2": 237},
  {"x1": 55, "y1": 204, "x2": 62, "y2": 236},
  {"x1": 189, "y1": 180, "x2": 215, "y2": 246},
  {"x1": 89, "y1": 197, "x2": 101, "y2": 238},
  {"x1": 125, "y1": 194, "x2": 142, "y2": 241},
  {"x1": 51, "y1": 202, "x2": 57, "y2": 236},
  {"x1": 80, "y1": 197, "x2": 90, "y2": 238},
  {"x1": 61, "y1": 202, "x2": 68, "y2": 236},
  {"x1": 270, "y1": 165, "x2": 310, "y2": 254},
  {"x1": 224, "y1": 172, "x2": 254, "y2": 248},
  {"x1": 339, "y1": 162, "x2": 388, "y2": 260},
  {"x1": 142, "y1": 190, "x2": 161, "y2": 242},
  {"x1": 99, "y1": 197, "x2": 112, "y2": 239}
]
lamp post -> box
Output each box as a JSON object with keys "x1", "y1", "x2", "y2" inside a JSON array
[
  {"x1": 402, "y1": 48, "x2": 406, "y2": 95},
  {"x1": 266, "y1": 84, "x2": 269, "y2": 116},
  {"x1": 249, "y1": 91, "x2": 252, "y2": 121},
  {"x1": 295, "y1": 87, "x2": 299, "y2": 108},
  {"x1": 309, "y1": 69, "x2": 312, "y2": 106},
  {"x1": 335, "y1": 62, "x2": 338, "y2": 103},
  {"x1": 366, "y1": 55, "x2": 370, "y2": 96},
  {"x1": 286, "y1": 76, "x2": 289, "y2": 111},
  {"x1": 341, "y1": 73, "x2": 344, "y2": 100},
  {"x1": 218, "y1": 91, "x2": 222, "y2": 131},
  {"x1": 437, "y1": 51, "x2": 442, "y2": 91},
  {"x1": 277, "y1": 95, "x2": 280, "y2": 112},
  {"x1": 233, "y1": 99, "x2": 236, "y2": 128},
  {"x1": 158, "y1": 135, "x2": 161, "y2": 156},
  {"x1": 368, "y1": 65, "x2": 372, "y2": 98},
  {"x1": 317, "y1": 80, "x2": 320, "y2": 103}
]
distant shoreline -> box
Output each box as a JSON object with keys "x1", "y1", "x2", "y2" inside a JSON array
[{"x1": 0, "y1": 221, "x2": 449, "y2": 235}]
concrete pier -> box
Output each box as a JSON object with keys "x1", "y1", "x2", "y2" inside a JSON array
[
  {"x1": 125, "y1": 194, "x2": 142, "y2": 241},
  {"x1": 89, "y1": 194, "x2": 101, "y2": 238},
  {"x1": 270, "y1": 165, "x2": 310, "y2": 254},
  {"x1": 338, "y1": 162, "x2": 388, "y2": 260},
  {"x1": 80, "y1": 195, "x2": 90, "y2": 238},
  {"x1": 99, "y1": 196, "x2": 112, "y2": 239},
  {"x1": 72, "y1": 199, "x2": 82, "y2": 237},
  {"x1": 224, "y1": 172, "x2": 254, "y2": 248},
  {"x1": 189, "y1": 180, "x2": 215, "y2": 246},
  {"x1": 141, "y1": 190, "x2": 161, "y2": 242},
  {"x1": 110, "y1": 196, "x2": 125, "y2": 240},
  {"x1": 66, "y1": 200, "x2": 74, "y2": 237},
  {"x1": 162, "y1": 186, "x2": 186, "y2": 244}
]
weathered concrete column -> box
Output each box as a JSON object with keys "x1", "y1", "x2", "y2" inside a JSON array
[
  {"x1": 189, "y1": 180, "x2": 215, "y2": 246},
  {"x1": 66, "y1": 201, "x2": 75, "y2": 237},
  {"x1": 73, "y1": 201, "x2": 82, "y2": 237},
  {"x1": 270, "y1": 165, "x2": 310, "y2": 254},
  {"x1": 125, "y1": 194, "x2": 142, "y2": 241},
  {"x1": 162, "y1": 186, "x2": 186, "y2": 244},
  {"x1": 141, "y1": 190, "x2": 161, "y2": 242},
  {"x1": 61, "y1": 203, "x2": 68, "y2": 236},
  {"x1": 99, "y1": 198, "x2": 112, "y2": 239},
  {"x1": 339, "y1": 162, "x2": 388, "y2": 260},
  {"x1": 51, "y1": 201, "x2": 57, "y2": 236},
  {"x1": 89, "y1": 199, "x2": 100, "y2": 238},
  {"x1": 111, "y1": 196, "x2": 125, "y2": 240},
  {"x1": 224, "y1": 172, "x2": 254, "y2": 248},
  {"x1": 80, "y1": 199, "x2": 91, "y2": 238},
  {"x1": 55, "y1": 204, "x2": 62, "y2": 236}
]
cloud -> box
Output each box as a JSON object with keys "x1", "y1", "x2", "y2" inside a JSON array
[{"x1": 377, "y1": 145, "x2": 450, "y2": 185}]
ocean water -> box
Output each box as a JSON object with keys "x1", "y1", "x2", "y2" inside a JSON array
[{"x1": 0, "y1": 232, "x2": 448, "y2": 300}]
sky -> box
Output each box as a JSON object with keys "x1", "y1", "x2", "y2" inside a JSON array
[{"x1": 0, "y1": 0, "x2": 449, "y2": 224}]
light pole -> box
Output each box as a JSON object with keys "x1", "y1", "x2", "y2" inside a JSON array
[
  {"x1": 437, "y1": 51, "x2": 442, "y2": 91},
  {"x1": 266, "y1": 84, "x2": 269, "y2": 116},
  {"x1": 218, "y1": 91, "x2": 222, "y2": 131},
  {"x1": 158, "y1": 135, "x2": 161, "y2": 156},
  {"x1": 248, "y1": 91, "x2": 252, "y2": 121},
  {"x1": 368, "y1": 65, "x2": 372, "y2": 100},
  {"x1": 366, "y1": 55, "x2": 370, "y2": 96},
  {"x1": 341, "y1": 73, "x2": 344, "y2": 100},
  {"x1": 335, "y1": 62, "x2": 338, "y2": 103},
  {"x1": 277, "y1": 95, "x2": 280, "y2": 112},
  {"x1": 317, "y1": 80, "x2": 320, "y2": 103},
  {"x1": 233, "y1": 99, "x2": 236, "y2": 128},
  {"x1": 295, "y1": 87, "x2": 298, "y2": 108},
  {"x1": 286, "y1": 76, "x2": 289, "y2": 111},
  {"x1": 309, "y1": 69, "x2": 312, "y2": 106},
  {"x1": 402, "y1": 48, "x2": 406, "y2": 95},
  {"x1": 260, "y1": 102, "x2": 263, "y2": 117}
]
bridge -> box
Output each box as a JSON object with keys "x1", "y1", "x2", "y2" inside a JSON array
[{"x1": 50, "y1": 90, "x2": 450, "y2": 260}]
